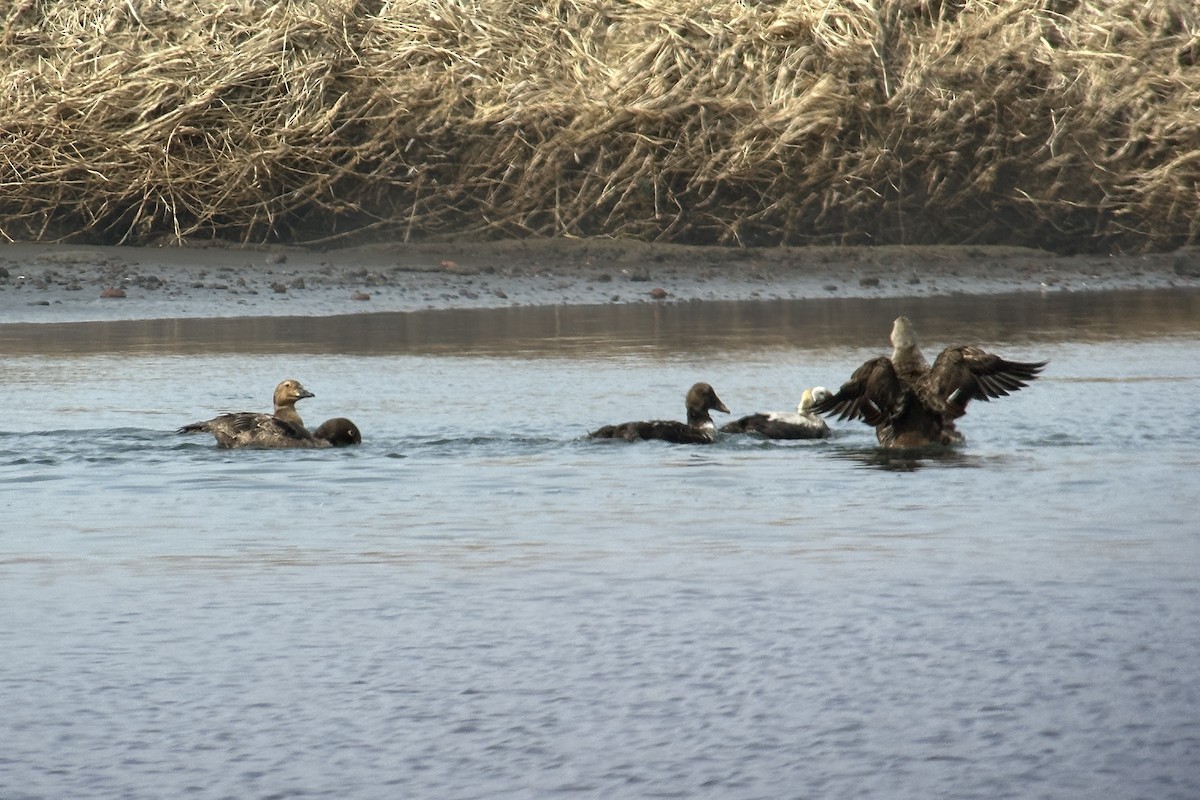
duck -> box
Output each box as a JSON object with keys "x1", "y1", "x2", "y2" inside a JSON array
[
  {"x1": 811, "y1": 316, "x2": 1047, "y2": 448},
  {"x1": 177, "y1": 378, "x2": 328, "y2": 449},
  {"x1": 588, "y1": 382, "x2": 730, "y2": 444},
  {"x1": 312, "y1": 417, "x2": 362, "y2": 447},
  {"x1": 720, "y1": 386, "x2": 832, "y2": 439}
]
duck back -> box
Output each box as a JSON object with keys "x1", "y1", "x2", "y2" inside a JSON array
[
  {"x1": 721, "y1": 412, "x2": 828, "y2": 439},
  {"x1": 590, "y1": 419, "x2": 717, "y2": 444}
]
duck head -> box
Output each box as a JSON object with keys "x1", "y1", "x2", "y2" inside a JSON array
[
  {"x1": 272, "y1": 379, "x2": 315, "y2": 409},
  {"x1": 890, "y1": 316, "x2": 918, "y2": 350},
  {"x1": 313, "y1": 417, "x2": 362, "y2": 446},
  {"x1": 799, "y1": 386, "x2": 831, "y2": 413},
  {"x1": 686, "y1": 383, "x2": 729, "y2": 417}
]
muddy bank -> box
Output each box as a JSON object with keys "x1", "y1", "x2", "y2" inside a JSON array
[{"x1": 2, "y1": 240, "x2": 1199, "y2": 324}]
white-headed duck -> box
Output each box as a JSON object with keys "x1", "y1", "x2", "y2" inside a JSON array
[
  {"x1": 721, "y1": 386, "x2": 832, "y2": 439},
  {"x1": 589, "y1": 382, "x2": 730, "y2": 444},
  {"x1": 812, "y1": 316, "x2": 1047, "y2": 448}
]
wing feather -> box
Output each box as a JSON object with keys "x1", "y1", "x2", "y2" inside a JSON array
[
  {"x1": 927, "y1": 346, "x2": 1047, "y2": 416},
  {"x1": 811, "y1": 357, "x2": 906, "y2": 427}
]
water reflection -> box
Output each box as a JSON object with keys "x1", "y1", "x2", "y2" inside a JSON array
[
  {"x1": 1, "y1": 288, "x2": 1198, "y2": 357},
  {"x1": 827, "y1": 445, "x2": 986, "y2": 472}
]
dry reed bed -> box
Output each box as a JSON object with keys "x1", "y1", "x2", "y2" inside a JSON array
[{"x1": 2, "y1": 0, "x2": 1198, "y2": 251}]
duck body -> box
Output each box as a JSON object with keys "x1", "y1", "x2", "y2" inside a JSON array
[
  {"x1": 178, "y1": 379, "x2": 328, "y2": 449},
  {"x1": 591, "y1": 419, "x2": 719, "y2": 444},
  {"x1": 812, "y1": 317, "x2": 1047, "y2": 448},
  {"x1": 721, "y1": 387, "x2": 831, "y2": 439},
  {"x1": 178, "y1": 412, "x2": 328, "y2": 449},
  {"x1": 589, "y1": 382, "x2": 730, "y2": 444}
]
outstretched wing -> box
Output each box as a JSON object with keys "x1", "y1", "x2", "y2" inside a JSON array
[
  {"x1": 926, "y1": 346, "x2": 1048, "y2": 417},
  {"x1": 810, "y1": 357, "x2": 907, "y2": 427}
]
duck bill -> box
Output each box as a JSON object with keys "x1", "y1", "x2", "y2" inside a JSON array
[{"x1": 713, "y1": 398, "x2": 730, "y2": 414}]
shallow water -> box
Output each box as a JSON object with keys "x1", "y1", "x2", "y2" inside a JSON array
[{"x1": 2, "y1": 290, "x2": 1199, "y2": 799}]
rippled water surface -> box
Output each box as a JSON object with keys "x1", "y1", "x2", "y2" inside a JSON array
[{"x1": 2, "y1": 290, "x2": 1199, "y2": 799}]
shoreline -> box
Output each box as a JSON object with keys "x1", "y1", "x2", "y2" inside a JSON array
[{"x1": 3, "y1": 240, "x2": 1200, "y2": 325}]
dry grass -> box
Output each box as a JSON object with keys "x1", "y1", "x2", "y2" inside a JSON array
[{"x1": 2, "y1": 0, "x2": 1198, "y2": 251}]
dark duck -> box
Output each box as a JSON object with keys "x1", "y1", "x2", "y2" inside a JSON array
[
  {"x1": 589, "y1": 382, "x2": 730, "y2": 444},
  {"x1": 811, "y1": 316, "x2": 1047, "y2": 448},
  {"x1": 721, "y1": 386, "x2": 832, "y2": 439},
  {"x1": 178, "y1": 379, "x2": 334, "y2": 449},
  {"x1": 312, "y1": 417, "x2": 362, "y2": 447}
]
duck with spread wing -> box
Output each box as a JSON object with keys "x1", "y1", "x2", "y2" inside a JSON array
[{"x1": 811, "y1": 317, "x2": 1047, "y2": 448}]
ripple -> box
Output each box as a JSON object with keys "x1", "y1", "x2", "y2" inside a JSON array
[{"x1": 1, "y1": 327, "x2": 1198, "y2": 800}]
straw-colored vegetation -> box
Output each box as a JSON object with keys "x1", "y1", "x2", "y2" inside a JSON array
[{"x1": 2, "y1": 0, "x2": 1198, "y2": 251}]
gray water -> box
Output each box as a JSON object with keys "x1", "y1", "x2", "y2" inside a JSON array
[{"x1": 2, "y1": 290, "x2": 1199, "y2": 800}]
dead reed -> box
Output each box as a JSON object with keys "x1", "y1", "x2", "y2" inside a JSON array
[{"x1": 2, "y1": 0, "x2": 1198, "y2": 251}]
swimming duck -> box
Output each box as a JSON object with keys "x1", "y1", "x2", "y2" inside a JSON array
[
  {"x1": 589, "y1": 382, "x2": 730, "y2": 444},
  {"x1": 177, "y1": 378, "x2": 327, "y2": 449},
  {"x1": 811, "y1": 316, "x2": 1047, "y2": 448},
  {"x1": 312, "y1": 417, "x2": 362, "y2": 447},
  {"x1": 721, "y1": 386, "x2": 832, "y2": 439}
]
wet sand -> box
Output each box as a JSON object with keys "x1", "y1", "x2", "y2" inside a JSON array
[{"x1": 2, "y1": 239, "x2": 1200, "y2": 324}]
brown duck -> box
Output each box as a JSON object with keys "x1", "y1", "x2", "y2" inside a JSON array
[
  {"x1": 178, "y1": 379, "x2": 330, "y2": 449},
  {"x1": 812, "y1": 317, "x2": 1047, "y2": 448},
  {"x1": 589, "y1": 382, "x2": 730, "y2": 444}
]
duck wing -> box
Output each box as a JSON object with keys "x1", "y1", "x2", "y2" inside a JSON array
[
  {"x1": 224, "y1": 412, "x2": 312, "y2": 439},
  {"x1": 810, "y1": 357, "x2": 906, "y2": 427},
  {"x1": 178, "y1": 412, "x2": 319, "y2": 448},
  {"x1": 925, "y1": 346, "x2": 1048, "y2": 417},
  {"x1": 646, "y1": 420, "x2": 717, "y2": 443}
]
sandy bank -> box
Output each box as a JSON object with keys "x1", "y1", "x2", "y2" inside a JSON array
[{"x1": 2, "y1": 240, "x2": 1200, "y2": 325}]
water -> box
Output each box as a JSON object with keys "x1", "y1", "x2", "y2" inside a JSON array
[{"x1": 2, "y1": 290, "x2": 1199, "y2": 799}]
